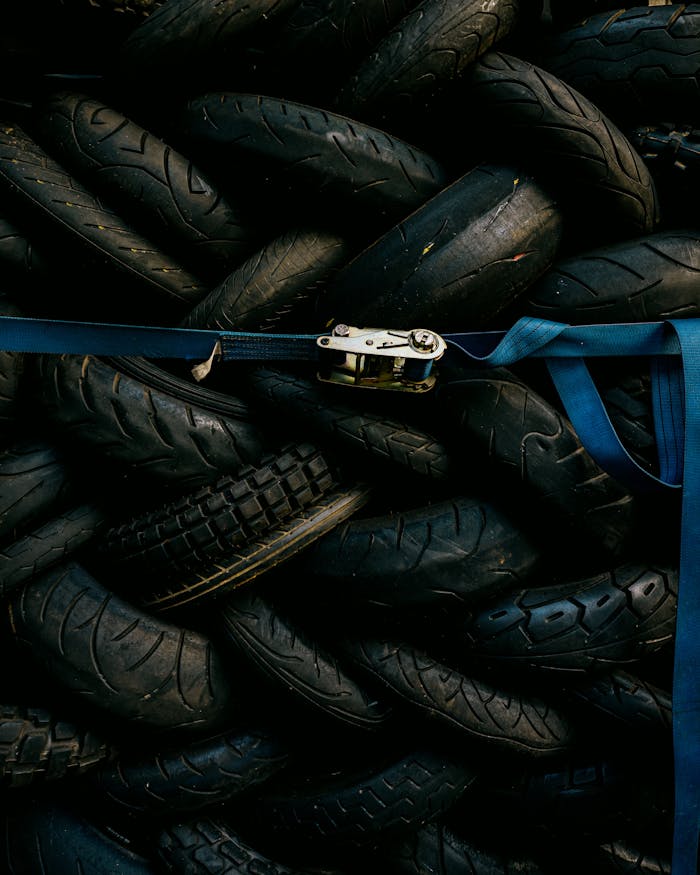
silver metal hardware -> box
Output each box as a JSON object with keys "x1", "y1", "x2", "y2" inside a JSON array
[{"x1": 316, "y1": 326, "x2": 446, "y2": 392}]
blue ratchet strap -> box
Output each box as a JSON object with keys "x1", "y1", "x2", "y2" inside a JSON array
[{"x1": 0, "y1": 312, "x2": 697, "y2": 873}]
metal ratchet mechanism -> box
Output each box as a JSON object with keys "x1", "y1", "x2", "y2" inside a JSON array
[{"x1": 316, "y1": 325, "x2": 447, "y2": 392}]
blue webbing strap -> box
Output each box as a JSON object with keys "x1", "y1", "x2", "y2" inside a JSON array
[{"x1": 0, "y1": 312, "x2": 697, "y2": 872}]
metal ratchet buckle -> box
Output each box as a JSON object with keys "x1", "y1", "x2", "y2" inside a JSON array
[{"x1": 316, "y1": 325, "x2": 446, "y2": 393}]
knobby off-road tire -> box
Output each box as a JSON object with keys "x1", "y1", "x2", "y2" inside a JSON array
[
  {"x1": 220, "y1": 590, "x2": 394, "y2": 730},
  {"x1": 157, "y1": 819, "x2": 323, "y2": 875},
  {"x1": 34, "y1": 353, "x2": 267, "y2": 496},
  {"x1": 0, "y1": 704, "x2": 110, "y2": 788},
  {"x1": 508, "y1": 229, "x2": 700, "y2": 324},
  {"x1": 0, "y1": 123, "x2": 205, "y2": 323},
  {"x1": 0, "y1": 503, "x2": 108, "y2": 599},
  {"x1": 0, "y1": 799, "x2": 157, "y2": 874},
  {"x1": 244, "y1": 367, "x2": 457, "y2": 481},
  {"x1": 540, "y1": 5, "x2": 700, "y2": 125},
  {"x1": 175, "y1": 93, "x2": 449, "y2": 235},
  {"x1": 341, "y1": 638, "x2": 576, "y2": 755},
  {"x1": 298, "y1": 494, "x2": 541, "y2": 609},
  {"x1": 457, "y1": 563, "x2": 678, "y2": 673},
  {"x1": 180, "y1": 228, "x2": 353, "y2": 333},
  {"x1": 0, "y1": 438, "x2": 83, "y2": 545},
  {"x1": 317, "y1": 162, "x2": 562, "y2": 332},
  {"x1": 33, "y1": 91, "x2": 263, "y2": 283},
  {"x1": 252, "y1": 746, "x2": 477, "y2": 845},
  {"x1": 138, "y1": 484, "x2": 374, "y2": 612},
  {"x1": 435, "y1": 367, "x2": 639, "y2": 560},
  {"x1": 458, "y1": 52, "x2": 660, "y2": 245},
  {"x1": 93, "y1": 725, "x2": 288, "y2": 816},
  {"x1": 9, "y1": 561, "x2": 238, "y2": 733},
  {"x1": 96, "y1": 443, "x2": 340, "y2": 577},
  {"x1": 334, "y1": 0, "x2": 519, "y2": 137}
]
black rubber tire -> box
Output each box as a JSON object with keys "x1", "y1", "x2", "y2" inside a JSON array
[
  {"x1": 628, "y1": 121, "x2": 700, "y2": 226},
  {"x1": 9, "y1": 560, "x2": 239, "y2": 733},
  {"x1": 565, "y1": 670, "x2": 672, "y2": 736},
  {"x1": 457, "y1": 52, "x2": 660, "y2": 246},
  {"x1": 507, "y1": 229, "x2": 700, "y2": 324},
  {"x1": 457, "y1": 563, "x2": 678, "y2": 673},
  {"x1": 95, "y1": 443, "x2": 340, "y2": 577},
  {"x1": 435, "y1": 366, "x2": 639, "y2": 561},
  {"x1": 238, "y1": 0, "x2": 423, "y2": 107},
  {"x1": 33, "y1": 353, "x2": 267, "y2": 495},
  {"x1": 32, "y1": 90, "x2": 263, "y2": 283},
  {"x1": 334, "y1": 0, "x2": 519, "y2": 136},
  {"x1": 0, "y1": 213, "x2": 52, "y2": 281},
  {"x1": 244, "y1": 367, "x2": 459, "y2": 482},
  {"x1": 296, "y1": 494, "x2": 542, "y2": 609},
  {"x1": 316, "y1": 162, "x2": 563, "y2": 332},
  {"x1": 0, "y1": 438, "x2": 82, "y2": 545},
  {"x1": 137, "y1": 483, "x2": 374, "y2": 612},
  {"x1": 253, "y1": 746, "x2": 477, "y2": 845},
  {"x1": 595, "y1": 838, "x2": 671, "y2": 873},
  {"x1": 0, "y1": 122, "x2": 205, "y2": 324},
  {"x1": 220, "y1": 588, "x2": 394, "y2": 730},
  {"x1": 180, "y1": 227, "x2": 354, "y2": 333},
  {"x1": 157, "y1": 818, "x2": 318, "y2": 874},
  {"x1": 341, "y1": 638, "x2": 576, "y2": 756},
  {"x1": 469, "y1": 750, "x2": 672, "y2": 828},
  {"x1": 0, "y1": 294, "x2": 25, "y2": 434},
  {"x1": 539, "y1": 5, "x2": 700, "y2": 125},
  {"x1": 92, "y1": 725, "x2": 288, "y2": 816},
  {"x1": 384, "y1": 821, "x2": 547, "y2": 875},
  {"x1": 0, "y1": 797, "x2": 157, "y2": 874},
  {"x1": 0, "y1": 703, "x2": 111, "y2": 788},
  {"x1": 117, "y1": 0, "x2": 301, "y2": 88},
  {"x1": 0, "y1": 503, "x2": 108, "y2": 599},
  {"x1": 547, "y1": 0, "x2": 669, "y2": 30},
  {"x1": 174, "y1": 92, "x2": 449, "y2": 235}
]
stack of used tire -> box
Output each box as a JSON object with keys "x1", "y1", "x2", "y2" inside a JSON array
[{"x1": 0, "y1": 0, "x2": 692, "y2": 872}]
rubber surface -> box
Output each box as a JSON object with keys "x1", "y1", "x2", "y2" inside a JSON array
[
  {"x1": 509, "y1": 229, "x2": 700, "y2": 324},
  {"x1": 540, "y1": 5, "x2": 700, "y2": 124},
  {"x1": 0, "y1": 704, "x2": 110, "y2": 788},
  {"x1": 93, "y1": 725, "x2": 288, "y2": 816},
  {"x1": 97, "y1": 443, "x2": 340, "y2": 576},
  {"x1": 33, "y1": 353, "x2": 267, "y2": 494},
  {"x1": 460, "y1": 51, "x2": 660, "y2": 244},
  {"x1": 9, "y1": 561, "x2": 239, "y2": 732},
  {"x1": 297, "y1": 494, "x2": 541, "y2": 608},
  {"x1": 138, "y1": 483, "x2": 374, "y2": 612},
  {"x1": 341, "y1": 638, "x2": 576, "y2": 755},
  {"x1": 316, "y1": 162, "x2": 563, "y2": 332},
  {"x1": 435, "y1": 366, "x2": 639, "y2": 560},
  {"x1": 180, "y1": 227, "x2": 353, "y2": 332},
  {"x1": 0, "y1": 503, "x2": 108, "y2": 598},
  {"x1": 33, "y1": 90, "x2": 263, "y2": 283},
  {"x1": 334, "y1": 0, "x2": 519, "y2": 134},
  {"x1": 0, "y1": 123, "x2": 205, "y2": 323},
  {"x1": 458, "y1": 562, "x2": 678, "y2": 673},
  {"x1": 0, "y1": 797, "x2": 157, "y2": 874},
  {"x1": 244, "y1": 366, "x2": 461, "y2": 482},
  {"x1": 220, "y1": 589, "x2": 394, "y2": 730},
  {"x1": 175, "y1": 92, "x2": 449, "y2": 234}
]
